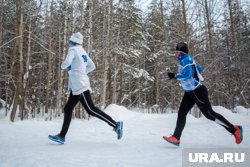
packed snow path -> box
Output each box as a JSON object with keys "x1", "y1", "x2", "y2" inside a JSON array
[{"x1": 0, "y1": 105, "x2": 249, "y2": 167}]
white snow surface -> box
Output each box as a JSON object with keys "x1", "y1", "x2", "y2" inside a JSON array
[{"x1": 0, "y1": 104, "x2": 249, "y2": 167}]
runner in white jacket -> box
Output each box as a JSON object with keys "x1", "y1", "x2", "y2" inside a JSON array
[
  {"x1": 48, "y1": 32, "x2": 123, "y2": 144},
  {"x1": 61, "y1": 43, "x2": 95, "y2": 95}
]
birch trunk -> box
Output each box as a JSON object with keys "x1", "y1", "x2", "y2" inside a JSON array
[
  {"x1": 45, "y1": 0, "x2": 54, "y2": 120},
  {"x1": 227, "y1": 0, "x2": 238, "y2": 108},
  {"x1": 57, "y1": 3, "x2": 68, "y2": 117},
  {"x1": 101, "y1": 0, "x2": 108, "y2": 108},
  {"x1": 22, "y1": 0, "x2": 33, "y2": 120}
]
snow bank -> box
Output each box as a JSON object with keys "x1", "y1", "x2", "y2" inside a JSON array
[
  {"x1": 212, "y1": 106, "x2": 249, "y2": 124},
  {"x1": 0, "y1": 108, "x2": 5, "y2": 118},
  {"x1": 233, "y1": 106, "x2": 250, "y2": 116},
  {"x1": 104, "y1": 104, "x2": 141, "y2": 120}
]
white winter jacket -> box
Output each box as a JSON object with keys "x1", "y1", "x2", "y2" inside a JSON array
[{"x1": 61, "y1": 45, "x2": 96, "y2": 95}]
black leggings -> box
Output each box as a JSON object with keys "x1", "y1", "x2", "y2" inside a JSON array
[
  {"x1": 173, "y1": 85, "x2": 236, "y2": 140},
  {"x1": 59, "y1": 90, "x2": 117, "y2": 137}
]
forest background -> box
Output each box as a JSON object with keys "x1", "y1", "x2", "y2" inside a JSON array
[{"x1": 0, "y1": 0, "x2": 249, "y2": 121}]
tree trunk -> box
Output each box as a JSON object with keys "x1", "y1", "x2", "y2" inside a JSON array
[
  {"x1": 227, "y1": 0, "x2": 238, "y2": 108},
  {"x1": 0, "y1": 0, "x2": 3, "y2": 49},
  {"x1": 21, "y1": 0, "x2": 33, "y2": 120},
  {"x1": 204, "y1": 0, "x2": 213, "y2": 57},
  {"x1": 107, "y1": 0, "x2": 113, "y2": 104},
  {"x1": 57, "y1": 2, "x2": 69, "y2": 118},
  {"x1": 10, "y1": 0, "x2": 24, "y2": 122},
  {"x1": 45, "y1": 0, "x2": 54, "y2": 120},
  {"x1": 0, "y1": 0, "x2": 3, "y2": 113},
  {"x1": 153, "y1": 56, "x2": 159, "y2": 105},
  {"x1": 101, "y1": 0, "x2": 108, "y2": 108},
  {"x1": 80, "y1": 0, "x2": 85, "y2": 33},
  {"x1": 181, "y1": 0, "x2": 188, "y2": 41},
  {"x1": 87, "y1": 0, "x2": 93, "y2": 54}
]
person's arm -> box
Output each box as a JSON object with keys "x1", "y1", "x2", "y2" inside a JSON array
[
  {"x1": 175, "y1": 57, "x2": 193, "y2": 80},
  {"x1": 86, "y1": 56, "x2": 96, "y2": 74},
  {"x1": 61, "y1": 48, "x2": 75, "y2": 70},
  {"x1": 196, "y1": 63, "x2": 203, "y2": 74},
  {"x1": 176, "y1": 65, "x2": 193, "y2": 80}
]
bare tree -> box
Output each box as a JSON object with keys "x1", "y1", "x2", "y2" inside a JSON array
[
  {"x1": 10, "y1": 0, "x2": 24, "y2": 122},
  {"x1": 45, "y1": 0, "x2": 54, "y2": 120},
  {"x1": 21, "y1": 0, "x2": 34, "y2": 120}
]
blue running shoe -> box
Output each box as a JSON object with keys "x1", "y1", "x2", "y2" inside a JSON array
[
  {"x1": 114, "y1": 121, "x2": 123, "y2": 140},
  {"x1": 48, "y1": 134, "x2": 65, "y2": 144}
]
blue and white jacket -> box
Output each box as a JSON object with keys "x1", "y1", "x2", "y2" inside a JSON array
[
  {"x1": 176, "y1": 53, "x2": 204, "y2": 92},
  {"x1": 61, "y1": 45, "x2": 96, "y2": 95}
]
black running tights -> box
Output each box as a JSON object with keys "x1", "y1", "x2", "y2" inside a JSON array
[
  {"x1": 59, "y1": 90, "x2": 116, "y2": 137},
  {"x1": 173, "y1": 85, "x2": 236, "y2": 140}
]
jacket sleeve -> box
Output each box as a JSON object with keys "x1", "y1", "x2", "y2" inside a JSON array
[
  {"x1": 176, "y1": 65, "x2": 193, "y2": 80},
  {"x1": 176, "y1": 57, "x2": 193, "y2": 80},
  {"x1": 196, "y1": 63, "x2": 203, "y2": 74},
  {"x1": 86, "y1": 56, "x2": 96, "y2": 74},
  {"x1": 61, "y1": 48, "x2": 75, "y2": 70}
]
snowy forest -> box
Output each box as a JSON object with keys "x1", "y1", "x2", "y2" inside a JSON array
[{"x1": 0, "y1": 0, "x2": 249, "y2": 121}]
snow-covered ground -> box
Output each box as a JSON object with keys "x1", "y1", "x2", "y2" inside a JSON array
[{"x1": 0, "y1": 105, "x2": 249, "y2": 167}]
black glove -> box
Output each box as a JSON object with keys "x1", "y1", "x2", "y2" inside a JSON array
[{"x1": 168, "y1": 72, "x2": 176, "y2": 80}]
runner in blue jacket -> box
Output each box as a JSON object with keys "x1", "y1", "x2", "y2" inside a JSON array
[
  {"x1": 48, "y1": 32, "x2": 123, "y2": 144},
  {"x1": 163, "y1": 42, "x2": 243, "y2": 146}
]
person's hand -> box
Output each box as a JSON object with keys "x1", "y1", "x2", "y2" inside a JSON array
[{"x1": 168, "y1": 72, "x2": 176, "y2": 80}]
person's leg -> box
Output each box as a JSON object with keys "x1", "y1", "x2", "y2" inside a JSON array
[
  {"x1": 173, "y1": 92, "x2": 195, "y2": 140},
  {"x1": 59, "y1": 92, "x2": 80, "y2": 138},
  {"x1": 191, "y1": 85, "x2": 236, "y2": 134},
  {"x1": 80, "y1": 90, "x2": 117, "y2": 128}
]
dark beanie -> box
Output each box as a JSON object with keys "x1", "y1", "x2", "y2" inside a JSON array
[{"x1": 176, "y1": 42, "x2": 188, "y2": 54}]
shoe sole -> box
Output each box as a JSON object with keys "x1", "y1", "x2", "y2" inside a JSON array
[
  {"x1": 48, "y1": 136, "x2": 64, "y2": 144},
  {"x1": 118, "y1": 122, "x2": 123, "y2": 140},
  {"x1": 163, "y1": 136, "x2": 180, "y2": 146},
  {"x1": 238, "y1": 126, "x2": 243, "y2": 144}
]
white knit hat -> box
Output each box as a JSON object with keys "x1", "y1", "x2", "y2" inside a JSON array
[{"x1": 69, "y1": 32, "x2": 83, "y2": 44}]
